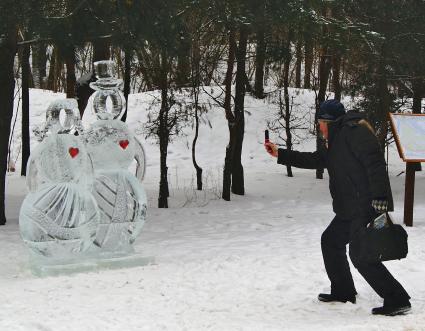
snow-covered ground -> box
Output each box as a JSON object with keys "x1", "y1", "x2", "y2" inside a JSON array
[{"x1": 2, "y1": 88, "x2": 425, "y2": 330}]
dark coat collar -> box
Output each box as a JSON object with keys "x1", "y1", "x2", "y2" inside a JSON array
[
  {"x1": 328, "y1": 111, "x2": 364, "y2": 146},
  {"x1": 336, "y1": 111, "x2": 364, "y2": 128}
]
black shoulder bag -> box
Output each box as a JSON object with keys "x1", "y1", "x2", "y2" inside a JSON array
[{"x1": 350, "y1": 213, "x2": 408, "y2": 265}]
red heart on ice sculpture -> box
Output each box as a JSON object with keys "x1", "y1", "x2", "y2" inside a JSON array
[
  {"x1": 69, "y1": 147, "x2": 79, "y2": 158},
  {"x1": 119, "y1": 140, "x2": 130, "y2": 150}
]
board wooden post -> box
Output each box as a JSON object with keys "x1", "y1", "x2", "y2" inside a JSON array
[
  {"x1": 403, "y1": 162, "x2": 415, "y2": 227},
  {"x1": 389, "y1": 113, "x2": 425, "y2": 227}
]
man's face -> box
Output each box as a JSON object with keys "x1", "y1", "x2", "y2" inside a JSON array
[{"x1": 318, "y1": 119, "x2": 333, "y2": 141}]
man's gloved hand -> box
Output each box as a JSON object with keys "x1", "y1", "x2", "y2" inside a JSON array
[
  {"x1": 264, "y1": 141, "x2": 278, "y2": 157},
  {"x1": 371, "y1": 198, "x2": 388, "y2": 214}
]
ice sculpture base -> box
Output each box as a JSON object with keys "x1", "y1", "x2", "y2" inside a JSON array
[{"x1": 28, "y1": 253, "x2": 155, "y2": 277}]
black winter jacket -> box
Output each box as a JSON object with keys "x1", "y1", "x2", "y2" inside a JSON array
[{"x1": 277, "y1": 111, "x2": 394, "y2": 219}]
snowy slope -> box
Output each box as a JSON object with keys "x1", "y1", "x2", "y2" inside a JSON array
[{"x1": 2, "y1": 88, "x2": 425, "y2": 331}]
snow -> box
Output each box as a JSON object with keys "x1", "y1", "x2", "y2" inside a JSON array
[{"x1": 2, "y1": 88, "x2": 425, "y2": 330}]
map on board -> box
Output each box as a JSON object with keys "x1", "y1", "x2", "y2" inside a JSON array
[{"x1": 389, "y1": 113, "x2": 425, "y2": 162}]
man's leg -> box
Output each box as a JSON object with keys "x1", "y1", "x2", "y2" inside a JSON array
[
  {"x1": 321, "y1": 216, "x2": 357, "y2": 299},
  {"x1": 352, "y1": 261, "x2": 410, "y2": 305},
  {"x1": 349, "y1": 215, "x2": 410, "y2": 315}
]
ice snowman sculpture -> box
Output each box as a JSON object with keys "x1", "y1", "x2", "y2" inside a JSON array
[
  {"x1": 84, "y1": 60, "x2": 147, "y2": 254},
  {"x1": 19, "y1": 99, "x2": 99, "y2": 258}
]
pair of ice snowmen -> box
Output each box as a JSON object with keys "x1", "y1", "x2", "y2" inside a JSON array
[{"x1": 19, "y1": 61, "x2": 147, "y2": 259}]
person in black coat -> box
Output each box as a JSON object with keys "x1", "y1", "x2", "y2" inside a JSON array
[{"x1": 264, "y1": 100, "x2": 411, "y2": 316}]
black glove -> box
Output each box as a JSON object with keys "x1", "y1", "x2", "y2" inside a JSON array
[{"x1": 371, "y1": 198, "x2": 388, "y2": 214}]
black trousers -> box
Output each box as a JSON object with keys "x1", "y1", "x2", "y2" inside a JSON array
[{"x1": 321, "y1": 215, "x2": 410, "y2": 305}]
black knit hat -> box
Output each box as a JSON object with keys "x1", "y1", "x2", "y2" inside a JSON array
[{"x1": 318, "y1": 100, "x2": 346, "y2": 120}]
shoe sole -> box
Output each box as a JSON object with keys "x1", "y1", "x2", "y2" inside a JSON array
[
  {"x1": 387, "y1": 306, "x2": 411, "y2": 316},
  {"x1": 373, "y1": 306, "x2": 411, "y2": 316},
  {"x1": 318, "y1": 297, "x2": 355, "y2": 304}
]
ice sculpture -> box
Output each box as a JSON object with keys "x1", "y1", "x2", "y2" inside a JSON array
[
  {"x1": 20, "y1": 99, "x2": 99, "y2": 257},
  {"x1": 85, "y1": 60, "x2": 147, "y2": 254},
  {"x1": 19, "y1": 65, "x2": 149, "y2": 275}
]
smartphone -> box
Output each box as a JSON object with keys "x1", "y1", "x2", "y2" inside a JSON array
[{"x1": 265, "y1": 130, "x2": 269, "y2": 143}]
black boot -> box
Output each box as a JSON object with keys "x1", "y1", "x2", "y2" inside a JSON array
[
  {"x1": 372, "y1": 302, "x2": 411, "y2": 316},
  {"x1": 318, "y1": 293, "x2": 356, "y2": 304}
]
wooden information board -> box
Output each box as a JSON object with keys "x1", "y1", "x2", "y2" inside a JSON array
[
  {"x1": 389, "y1": 113, "x2": 425, "y2": 162},
  {"x1": 389, "y1": 113, "x2": 425, "y2": 226}
]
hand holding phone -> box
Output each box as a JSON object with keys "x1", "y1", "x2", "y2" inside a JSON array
[{"x1": 264, "y1": 130, "x2": 278, "y2": 157}]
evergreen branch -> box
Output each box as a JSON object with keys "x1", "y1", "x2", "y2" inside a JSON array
[{"x1": 45, "y1": 0, "x2": 88, "y2": 20}]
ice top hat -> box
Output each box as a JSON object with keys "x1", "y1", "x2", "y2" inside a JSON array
[{"x1": 90, "y1": 60, "x2": 125, "y2": 121}]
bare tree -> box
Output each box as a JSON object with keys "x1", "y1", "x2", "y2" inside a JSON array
[
  {"x1": 222, "y1": 27, "x2": 236, "y2": 201},
  {"x1": 21, "y1": 37, "x2": 31, "y2": 176},
  {"x1": 0, "y1": 24, "x2": 18, "y2": 225}
]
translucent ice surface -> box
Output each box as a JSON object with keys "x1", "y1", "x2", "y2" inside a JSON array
[
  {"x1": 90, "y1": 61, "x2": 124, "y2": 120},
  {"x1": 83, "y1": 60, "x2": 147, "y2": 253},
  {"x1": 20, "y1": 184, "x2": 99, "y2": 257},
  {"x1": 84, "y1": 120, "x2": 146, "y2": 180},
  {"x1": 26, "y1": 133, "x2": 94, "y2": 192},
  {"x1": 92, "y1": 170, "x2": 147, "y2": 253},
  {"x1": 20, "y1": 134, "x2": 99, "y2": 258},
  {"x1": 33, "y1": 98, "x2": 82, "y2": 141},
  {"x1": 85, "y1": 120, "x2": 147, "y2": 253},
  {"x1": 20, "y1": 69, "x2": 148, "y2": 264}
]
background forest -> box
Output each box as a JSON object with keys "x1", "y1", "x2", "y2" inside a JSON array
[{"x1": 1, "y1": 0, "x2": 424, "y2": 224}]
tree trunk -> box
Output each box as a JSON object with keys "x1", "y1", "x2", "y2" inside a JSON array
[
  {"x1": 47, "y1": 46, "x2": 58, "y2": 91},
  {"x1": 295, "y1": 38, "x2": 302, "y2": 89},
  {"x1": 191, "y1": 35, "x2": 203, "y2": 190},
  {"x1": 244, "y1": 72, "x2": 253, "y2": 94},
  {"x1": 317, "y1": 50, "x2": 332, "y2": 105},
  {"x1": 304, "y1": 33, "x2": 313, "y2": 89},
  {"x1": 0, "y1": 27, "x2": 17, "y2": 225},
  {"x1": 231, "y1": 26, "x2": 248, "y2": 196},
  {"x1": 64, "y1": 45, "x2": 76, "y2": 98},
  {"x1": 93, "y1": 39, "x2": 110, "y2": 63},
  {"x1": 176, "y1": 36, "x2": 191, "y2": 88},
  {"x1": 316, "y1": 29, "x2": 332, "y2": 180},
  {"x1": 75, "y1": 40, "x2": 111, "y2": 117},
  {"x1": 158, "y1": 53, "x2": 170, "y2": 208},
  {"x1": 21, "y1": 42, "x2": 31, "y2": 177},
  {"x1": 121, "y1": 47, "x2": 131, "y2": 122},
  {"x1": 332, "y1": 53, "x2": 342, "y2": 101},
  {"x1": 32, "y1": 43, "x2": 47, "y2": 89},
  {"x1": 192, "y1": 102, "x2": 203, "y2": 190},
  {"x1": 376, "y1": 59, "x2": 390, "y2": 148},
  {"x1": 411, "y1": 77, "x2": 423, "y2": 171},
  {"x1": 222, "y1": 28, "x2": 236, "y2": 201},
  {"x1": 47, "y1": 46, "x2": 63, "y2": 93},
  {"x1": 136, "y1": 49, "x2": 154, "y2": 90},
  {"x1": 412, "y1": 78, "x2": 424, "y2": 115},
  {"x1": 254, "y1": 26, "x2": 266, "y2": 99},
  {"x1": 283, "y1": 32, "x2": 293, "y2": 177}
]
